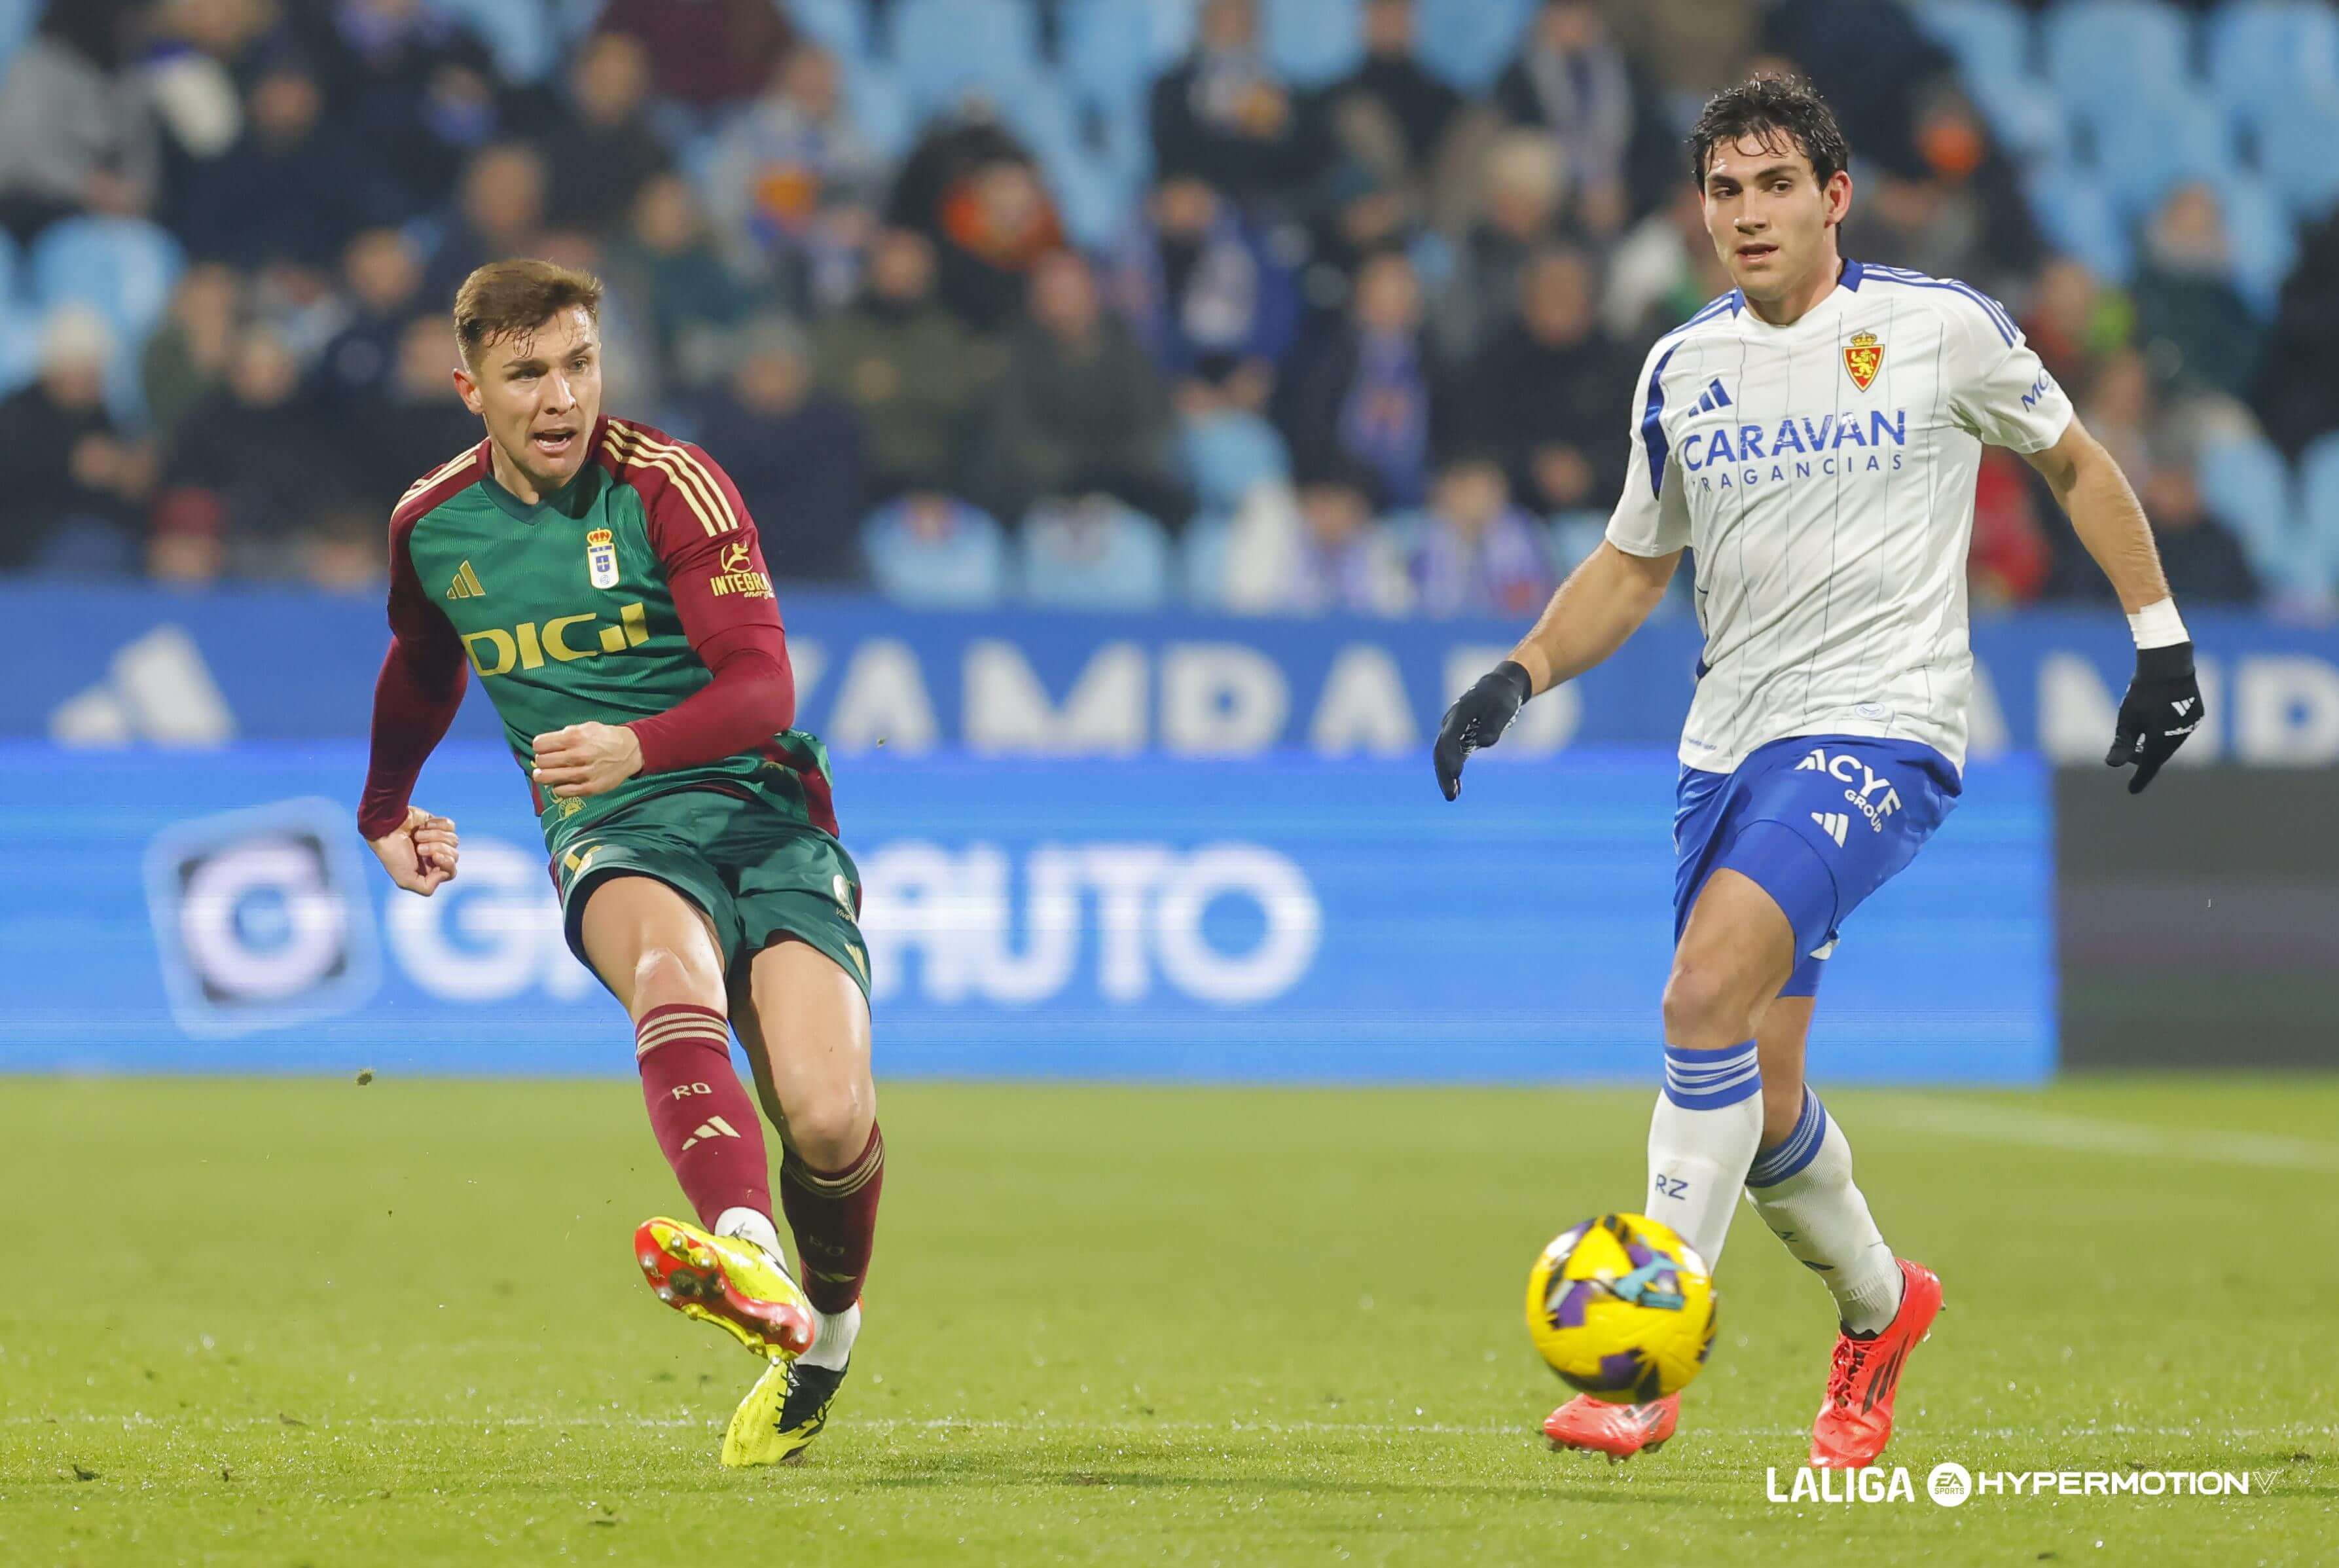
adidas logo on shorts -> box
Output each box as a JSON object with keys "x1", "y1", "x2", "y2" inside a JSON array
[{"x1": 1811, "y1": 811, "x2": 1850, "y2": 847}]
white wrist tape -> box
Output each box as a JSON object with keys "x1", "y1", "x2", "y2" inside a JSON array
[{"x1": 2127, "y1": 597, "x2": 2188, "y2": 649}]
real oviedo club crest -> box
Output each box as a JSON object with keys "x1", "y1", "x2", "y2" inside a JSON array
[
  {"x1": 1842, "y1": 330, "x2": 1884, "y2": 393},
  {"x1": 585, "y1": 527, "x2": 621, "y2": 589}
]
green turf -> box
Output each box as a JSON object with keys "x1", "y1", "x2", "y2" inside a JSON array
[{"x1": 3, "y1": 1077, "x2": 2334, "y2": 1565}]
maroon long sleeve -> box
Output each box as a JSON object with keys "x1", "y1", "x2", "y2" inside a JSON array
[
  {"x1": 628, "y1": 621, "x2": 796, "y2": 773},
  {"x1": 358, "y1": 487, "x2": 474, "y2": 840}
]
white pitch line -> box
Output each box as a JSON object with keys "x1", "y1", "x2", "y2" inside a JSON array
[{"x1": 1850, "y1": 1097, "x2": 2339, "y2": 1173}]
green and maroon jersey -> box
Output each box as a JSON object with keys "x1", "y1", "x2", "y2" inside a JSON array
[{"x1": 362, "y1": 416, "x2": 836, "y2": 858}]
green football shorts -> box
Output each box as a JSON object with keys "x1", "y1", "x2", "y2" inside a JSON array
[{"x1": 554, "y1": 787, "x2": 870, "y2": 999}]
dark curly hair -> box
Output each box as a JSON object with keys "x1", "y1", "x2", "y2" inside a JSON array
[{"x1": 1688, "y1": 74, "x2": 1851, "y2": 189}]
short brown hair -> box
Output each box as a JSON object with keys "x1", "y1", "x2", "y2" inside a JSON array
[{"x1": 452, "y1": 258, "x2": 603, "y2": 367}]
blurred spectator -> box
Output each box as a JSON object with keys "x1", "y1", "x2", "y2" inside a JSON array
[
  {"x1": 1319, "y1": 0, "x2": 1464, "y2": 182},
  {"x1": 1283, "y1": 250, "x2": 1441, "y2": 509},
  {"x1": 1844, "y1": 86, "x2": 2040, "y2": 295},
  {"x1": 423, "y1": 143, "x2": 549, "y2": 301},
  {"x1": 812, "y1": 228, "x2": 991, "y2": 499},
  {"x1": 695, "y1": 317, "x2": 865, "y2": 583},
  {"x1": 0, "y1": 3, "x2": 157, "y2": 240},
  {"x1": 1178, "y1": 362, "x2": 1291, "y2": 513},
  {"x1": 305, "y1": 0, "x2": 503, "y2": 219},
  {"x1": 1150, "y1": 0, "x2": 1325, "y2": 210},
  {"x1": 1967, "y1": 449, "x2": 2052, "y2": 608},
  {"x1": 0, "y1": 310, "x2": 152, "y2": 573},
  {"x1": 541, "y1": 32, "x2": 672, "y2": 237},
  {"x1": 1405, "y1": 456, "x2": 1555, "y2": 618},
  {"x1": 2135, "y1": 450, "x2": 2260, "y2": 606},
  {"x1": 990, "y1": 249, "x2": 1188, "y2": 526},
  {"x1": 160, "y1": 326, "x2": 359, "y2": 572},
  {"x1": 861, "y1": 492, "x2": 1010, "y2": 608},
  {"x1": 1436, "y1": 130, "x2": 1570, "y2": 358},
  {"x1": 1493, "y1": 1, "x2": 1645, "y2": 235},
  {"x1": 2131, "y1": 184, "x2": 2262, "y2": 404},
  {"x1": 312, "y1": 228, "x2": 427, "y2": 412},
  {"x1": 606, "y1": 174, "x2": 750, "y2": 384},
  {"x1": 887, "y1": 115, "x2": 1064, "y2": 334},
  {"x1": 141, "y1": 264, "x2": 244, "y2": 448},
  {"x1": 2021, "y1": 258, "x2": 2133, "y2": 396},
  {"x1": 701, "y1": 45, "x2": 882, "y2": 310},
  {"x1": 1601, "y1": 181, "x2": 1735, "y2": 342},
  {"x1": 364, "y1": 316, "x2": 481, "y2": 502},
  {"x1": 1462, "y1": 247, "x2": 1631, "y2": 514},
  {"x1": 179, "y1": 54, "x2": 368, "y2": 270},
  {"x1": 1760, "y1": 0, "x2": 1955, "y2": 180},
  {"x1": 1224, "y1": 465, "x2": 1413, "y2": 617},
  {"x1": 596, "y1": 0, "x2": 793, "y2": 112},
  {"x1": 2254, "y1": 205, "x2": 2339, "y2": 458},
  {"x1": 1109, "y1": 175, "x2": 1300, "y2": 380}
]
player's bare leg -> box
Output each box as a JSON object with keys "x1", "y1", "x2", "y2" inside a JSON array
[
  {"x1": 581, "y1": 876, "x2": 812, "y2": 1359},
  {"x1": 722, "y1": 938, "x2": 880, "y2": 1465},
  {"x1": 1548, "y1": 870, "x2": 1792, "y2": 1459},
  {"x1": 1743, "y1": 994, "x2": 1941, "y2": 1468}
]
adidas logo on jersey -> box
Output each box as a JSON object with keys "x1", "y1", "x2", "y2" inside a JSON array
[
  {"x1": 680, "y1": 1115, "x2": 742, "y2": 1151},
  {"x1": 445, "y1": 560, "x2": 486, "y2": 599},
  {"x1": 1692, "y1": 377, "x2": 1733, "y2": 414},
  {"x1": 1811, "y1": 811, "x2": 1850, "y2": 847}
]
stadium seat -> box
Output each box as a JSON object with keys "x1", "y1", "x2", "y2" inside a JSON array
[
  {"x1": 423, "y1": 0, "x2": 558, "y2": 83},
  {"x1": 0, "y1": 0, "x2": 39, "y2": 75},
  {"x1": 2022, "y1": 162, "x2": 2133, "y2": 282},
  {"x1": 1180, "y1": 513, "x2": 1236, "y2": 607},
  {"x1": 1019, "y1": 500, "x2": 1173, "y2": 608},
  {"x1": 2196, "y1": 429, "x2": 2298, "y2": 585},
  {"x1": 1061, "y1": 0, "x2": 1195, "y2": 110},
  {"x1": 1547, "y1": 508, "x2": 1608, "y2": 579},
  {"x1": 1181, "y1": 410, "x2": 1292, "y2": 516},
  {"x1": 2088, "y1": 91, "x2": 2237, "y2": 217},
  {"x1": 2299, "y1": 433, "x2": 2339, "y2": 593},
  {"x1": 27, "y1": 217, "x2": 184, "y2": 346},
  {"x1": 782, "y1": 0, "x2": 874, "y2": 71},
  {"x1": 2250, "y1": 92, "x2": 2339, "y2": 219},
  {"x1": 2218, "y1": 173, "x2": 2298, "y2": 316},
  {"x1": 890, "y1": 0, "x2": 1043, "y2": 114},
  {"x1": 2207, "y1": 0, "x2": 2339, "y2": 123},
  {"x1": 862, "y1": 497, "x2": 1013, "y2": 608},
  {"x1": 841, "y1": 60, "x2": 918, "y2": 167},
  {"x1": 1913, "y1": 0, "x2": 2034, "y2": 88},
  {"x1": 2041, "y1": 0, "x2": 2193, "y2": 125},
  {"x1": 1415, "y1": 0, "x2": 1535, "y2": 92},
  {"x1": 0, "y1": 225, "x2": 18, "y2": 305},
  {"x1": 1263, "y1": 0, "x2": 1364, "y2": 89},
  {"x1": 0, "y1": 304, "x2": 41, "y2": 399}
]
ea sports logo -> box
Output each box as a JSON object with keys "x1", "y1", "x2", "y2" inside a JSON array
[{"x1": 1928, "y1": 1461, "x2": 1973, "y2": 1507}]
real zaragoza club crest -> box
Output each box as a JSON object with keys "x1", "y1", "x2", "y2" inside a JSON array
[
  {"x1": 1843, "y1": 329, "x2": 1884, "y2": 393},
  {"x1": 585, "y1": 527, "x2": 620, "y2": 589}
]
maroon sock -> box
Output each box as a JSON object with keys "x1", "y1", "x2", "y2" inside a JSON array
[
  {"x1": 635, "y1": 1003, "x2": 772, "y2": 1230},
  {"x1": 780, "y1": 1124, "x2": 884, "y2": 1313}
]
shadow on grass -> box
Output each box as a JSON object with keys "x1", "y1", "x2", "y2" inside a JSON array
[{"x1": 835, "y1": 1451, "x2": 1701, "y2": 1508}]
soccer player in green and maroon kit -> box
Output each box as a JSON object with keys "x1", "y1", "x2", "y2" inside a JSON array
[{"x1": 357, "y1": 260, "x2": 880, "y2": 1467}]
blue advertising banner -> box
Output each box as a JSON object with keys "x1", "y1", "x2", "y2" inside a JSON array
[
  {"x1": 0, "y1": 743, "x2": 2053, "y2": 1082},
  {"x1": 16, "y1": 583, "x2": 2339, "y2": 765}
]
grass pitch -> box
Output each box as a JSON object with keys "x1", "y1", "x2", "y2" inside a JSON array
[{"x1": 4, "y1": 1076, "x2": 2334, "y2": 1565}]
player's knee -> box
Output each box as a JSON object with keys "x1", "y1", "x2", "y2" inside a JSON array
[
  {"x1": 631, "y1": 943, "x2": 723, "y2": 1012},
  {"x1": 1661, "y1": 961, "x2": 1753, "y2": 1051},
  {"x1": 784, "y1": 1080, "x2": 875, "y2": 1170}
]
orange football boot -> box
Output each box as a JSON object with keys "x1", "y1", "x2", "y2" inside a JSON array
[
  {"x1": 1543, "y1": 1393, "x2": 1680, "y2": 1462},
  {"x1": 1809, "y1": 1258, "x2": 1943, "y2": 1468}
]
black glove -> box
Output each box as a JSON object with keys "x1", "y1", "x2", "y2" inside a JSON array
[
  {"x1": 2106, "y1": 641, "x2": 2202, "y2": 794},
  {"x1": 1434, "y1": 661, "x2": 1532, "y2": 800}
]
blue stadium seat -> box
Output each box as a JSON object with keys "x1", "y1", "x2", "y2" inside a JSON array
[
  {"x1": 1061, "y1": 0, "x2": 1195, "y2": 109},
  {"x1": 2251, "y1": 92, "x2": 2339, "y2": 219},
  {"x1": 1019, "y1": 500, "x2": 1173, "y2": 608},
  {"x1": 1263, "y1": 0, "x2": 1364, "y2": 89},
  {"x1": 2299, "y1": 433, "x2": 2339, "y2": 594},
  {"x1": 2022, "y1": 162, "x2": 2133, "y2": 281},
  {"x1": 1180, "y1": 513, "x2": 1235, "y2": 607},
  {"x1": 2218, "y1": 173, "x2": 2298, "y2": 316},
  {"x1": 1547, "y1": 508, "x2": 1607, "y2": 578},
  {"x1": 423, "y1": 0, "x2": 556, "y2": 83},
  {"x1": 27, "y1": 217, "x2": 183, "y2": 346},
  {"x1": 2196, "y1": 429, "x2": 2298, "y2": 585},
  {"x1": 2090, "y1": 91, "x2": 2236, "y2": 217},
  {"x1": 2041, "y1": 0, "x2": 2193, "y2": 124},
  {"x1": 1181, "y1": 410, "x2": 1292, "y2": 515},
  {"x1": 863, "y1": 497, "x2": 1012, "y2": 608},
  {"x1": 0, "y1": 0, "x2": 40, "y2": 76},
  {"x1": 0, "y1": 225, "x2": 18, "y2": 305},
  {"x1": 2207, "y1": 0, "x2": 2339, "y2": 122},
  {"x1": 890, "y1": 0, "x2": 1043, "y2": 114},
  {"x1": 782, "y1": 0, "x2": 873, "y2": 71},
  {"x1": 841, "y1": 60, "x2": 918, "y2": 166},
  {"x1": 0, "y1": 304, "x2": 41, "y2": 399},
  {"x1": 1043, "y1": 147, "x2": 1136, "y2": 251},
  {"x1": 1914, "y1": 0, "x2": 2034, "y2": 86},
  {"x1": 1415, "y1": 0, "x2": 1535, "y2": 92}
]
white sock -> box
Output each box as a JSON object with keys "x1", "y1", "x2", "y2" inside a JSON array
[
  {"x1": 801, "y1": 1301, "x2": 860, "y2": 1371},
  {"x1": 1744, "y1": 1090, "x2": 1904, "y2": 1334},
  {"x1": 713, "y1": 1206, "x2": 788, "y2": 1271},
  {"x1": 1645, "y1": 1042, "x2": 1766, "y2": 1271}
]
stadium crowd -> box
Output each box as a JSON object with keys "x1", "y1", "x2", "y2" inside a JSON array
[{"x1": 0, "y1": 0, "x2": 2333, "y2": 617}]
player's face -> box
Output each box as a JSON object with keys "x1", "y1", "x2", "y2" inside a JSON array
[
  {"x1": 454, "y1": 307, "x2": 603, "y2": 501},
  {"x1": 1700, "y1": 136, "x2": 1852, "y2": 304}
]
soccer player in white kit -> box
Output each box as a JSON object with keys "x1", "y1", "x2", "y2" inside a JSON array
[{"x1": 1435, "y1": 77, "x2": 2205, "y2": 1468}]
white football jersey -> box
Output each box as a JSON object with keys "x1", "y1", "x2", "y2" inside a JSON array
[{"x1": 1605, "y1": 260, "x2": 2073, "y2": 776}]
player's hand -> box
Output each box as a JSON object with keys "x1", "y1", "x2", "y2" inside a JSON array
[
  {"x1": 2106, "y1": 642, "x2": 2202, "y2": 794},
  {"x1": 368, "y1": 807, "x2": 459, "y2": 896},
  {"x1": 532, "y1": 721, "x2": 644, "y2": 799},
  {"x1": 1434, "y1": 661, "x2": 1533, "y2": 801}
]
